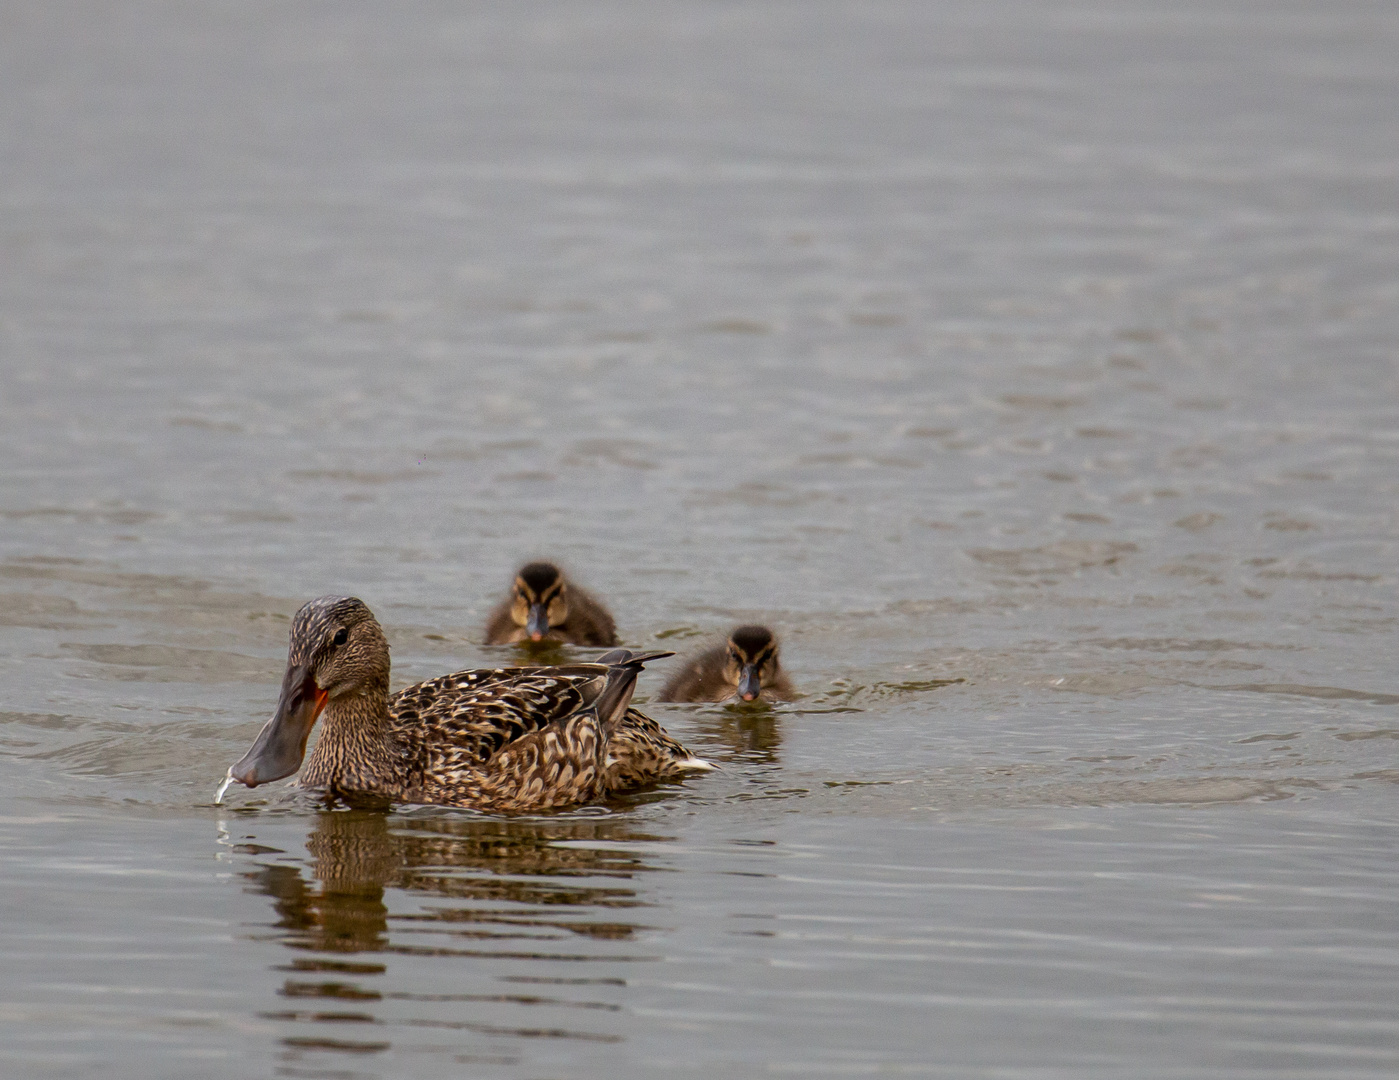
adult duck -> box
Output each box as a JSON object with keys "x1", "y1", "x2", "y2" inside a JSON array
[{"x1": 220, "y1": 596, "x2": 710, "y2": 810}]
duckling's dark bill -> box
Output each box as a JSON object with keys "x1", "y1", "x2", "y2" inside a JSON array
[
  {"x1": 229, "y1": 663, "x2": 328, "y2": 787},
  {"x1": 738, "y1": 665, "x2": 762, "y2": 701},
  {"x1": 526, "y1": 602, "x2": 550, "y2": 641}
]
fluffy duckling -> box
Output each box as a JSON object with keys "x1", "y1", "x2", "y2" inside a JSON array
[
  {"x1": 219, "y1": 596, "x2": 708, "y2": 811},
  {"x1": 657, "y1": 625, "x2": 796, "y2": 704},
  {"x1": 483, "y1": 562, "x2": 618, "y2": 647}
]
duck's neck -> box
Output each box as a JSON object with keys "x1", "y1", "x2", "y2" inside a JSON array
[{"x1": 301, "y1": 678, "x2": 398, "y2": 794}]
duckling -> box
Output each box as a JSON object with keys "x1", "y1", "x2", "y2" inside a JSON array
[
  {"x1": 219, "y1": 596, "x2": 708, "y2": 811},
  {"x1": 657, "y1": 625, "x2": 796, "y2": 704},
  {"x1": 483, "y1": 561, "x2": 618, "y2": 647}
]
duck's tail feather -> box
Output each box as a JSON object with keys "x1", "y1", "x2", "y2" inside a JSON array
[
  {"x1": 591, "y1": 649, "x2": 675, "y2": 735},
  {"x1": 594, "y1": 648, "x2": 674, "y2": 668},
  {"x1": 673, "y1": 755, "x2": 718, "y2": 772}
]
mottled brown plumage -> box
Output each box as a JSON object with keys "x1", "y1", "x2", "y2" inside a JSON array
[
  {"x1": 657, "y1": 625, "x2": 797, "y2": 704},
  {"x1": 603, "y1": 708, "x2": 711, "y2": 791},
  {"x1": 482, "y1": 561, "x2": 618, "y2": 646},
  {"x1": 225, "y1": 596, "x2": 709, "y2": 811}
]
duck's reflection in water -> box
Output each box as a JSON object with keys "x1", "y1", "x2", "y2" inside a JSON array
[
  {"x1": 243, "y1": 810, "x2": 667, "y2": 1071},
  {"x1": 686, "y1": 701, "x2": 784, "y2": 764},
  {"x1": 503, "y1": 640, "x2": 576, "y2": 667}
]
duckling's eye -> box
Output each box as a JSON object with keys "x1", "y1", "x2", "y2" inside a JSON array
[{"x1": 333, "y1": 627, "x2": 349, "y2": 647}]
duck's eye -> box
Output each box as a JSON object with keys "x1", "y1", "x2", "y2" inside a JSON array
[{"x1": 333, "y1": 627, "x2": 349, "y2": 647}]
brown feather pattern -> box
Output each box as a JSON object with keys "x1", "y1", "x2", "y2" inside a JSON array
[
  {"x1": 239, "y1": 598, "x2": 705, "y2": 811},
  {"x1": 603, "y1": 708, "x2": 708, "y2": 791}
]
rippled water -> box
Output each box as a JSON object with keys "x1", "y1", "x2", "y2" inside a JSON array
[{"x1": 3, "y1": 0, "x2": 1399, "y2": 1075}]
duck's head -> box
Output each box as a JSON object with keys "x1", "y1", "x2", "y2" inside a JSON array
[
  {"x1": 230, "y1": 596, "x2": 389, "y2": 787},
  {"x1": 724, "y1": 625, "x2": 781, "y2": 702},
  {"x1": 509, "y1": 562, "x2": 568, "y2": 642}
]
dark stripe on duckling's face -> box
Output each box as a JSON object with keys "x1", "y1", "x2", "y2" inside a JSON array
[
  {"x1": 724, "y1": 625, "x2": 779, "y2": 702},
  {"x1": 511, "y1": 564, "x2": 569, "y2": 641}
]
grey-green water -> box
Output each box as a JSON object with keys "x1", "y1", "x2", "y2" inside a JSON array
[{"x1": 2, "y1": 0, "x2": 1398, "y2": 1076}]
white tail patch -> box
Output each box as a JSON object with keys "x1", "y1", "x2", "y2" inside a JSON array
[{"x1": 675, "y1": 756, "x2": 717, "y2": 772}]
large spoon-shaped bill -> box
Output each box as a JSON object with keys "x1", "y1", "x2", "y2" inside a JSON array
[{"x1": 229, "y1": 663, "x2": 328, "y2": 787}]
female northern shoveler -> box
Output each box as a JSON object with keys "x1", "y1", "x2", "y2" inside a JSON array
[
  {"x1": 220, "y1": 596, "x2": 710, "y2": 810},
  {"x1": 482, "y1": 561, "x2": 618, "y2": 646},
  {"x1": 657, "y1": 625, "x2": 797, "y2": 704}
]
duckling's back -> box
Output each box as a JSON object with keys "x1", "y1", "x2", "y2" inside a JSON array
[
  {"x1": 656, "y1": 642, "x2": 733, "y2": 702},
  {"x1": 557, "y1": 581, "x2": 618, "y2": 646}
]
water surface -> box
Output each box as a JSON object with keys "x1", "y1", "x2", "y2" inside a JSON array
[{"x1": 2, "y1": 0, "x2": 1398, "y2": 1076}]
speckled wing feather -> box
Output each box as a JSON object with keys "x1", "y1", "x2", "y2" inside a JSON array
[
  {"x1": 385, "y1": 663, "x2": 623, "y2": 809},
  {"x1": 604, "y1": 707, "x2": 713, "y2": 793},
  {"x1": 391, "y1": 665, "x2": 609, "y2": 763}
]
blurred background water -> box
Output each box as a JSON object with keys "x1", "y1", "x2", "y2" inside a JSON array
[{"x1": 2, "y1": 0, "x2": 1398, "y2": 1076}]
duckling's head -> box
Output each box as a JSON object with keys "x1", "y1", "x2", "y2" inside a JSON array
[
  {"x1": 509, "y1": 562, "x2": 568, "y2": 642},
  {"x1": 230, "y1": 596, "x2": 389, "y2": 787},
  {"x1": 724, "y1": 625, "x2": 781, "y2": 702}
]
